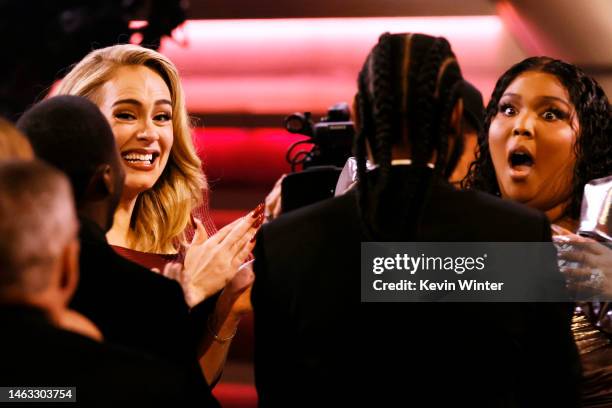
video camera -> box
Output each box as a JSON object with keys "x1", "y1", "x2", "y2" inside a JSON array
[
  {"x1": 281, "y1": 102, "x2": 355, "y2": 213},
  {"x1": 284, "y1": 102, "x2": 354, "y2": 170}
]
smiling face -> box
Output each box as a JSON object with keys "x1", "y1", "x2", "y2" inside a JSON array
[
  {"x1": 488, "y1": 71, "x2": 579, "y2": 215},
  {"x1": 97, "y1": 65, "x2": 174, "y2": 198}
]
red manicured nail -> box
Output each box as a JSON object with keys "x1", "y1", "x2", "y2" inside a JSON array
[
  {"x1": 252, "y1": 217, "x2": 263, "y2": 229},
  {"x1": 252, "y1": 203, "x2": 265, "y2": 218}
]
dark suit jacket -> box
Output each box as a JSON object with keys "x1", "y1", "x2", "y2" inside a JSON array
[
  {"x1": 70, "y1": 217, "x2": 219, "y2": 407},
  {"x1": 0, "y1": 305, "x2": 207, "y2": 407},
  {"x1": 253, "y1": 166, "x2": 580, "y2": 407}
]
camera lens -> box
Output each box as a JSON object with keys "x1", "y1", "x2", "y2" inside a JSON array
[{"x1": 285, "y1": 114, "x2": 307, "y2": 133}]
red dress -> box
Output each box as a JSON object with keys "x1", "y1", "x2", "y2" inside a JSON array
[{"x1": 111, "y1": 201, "x2": 218, "y2": 271}]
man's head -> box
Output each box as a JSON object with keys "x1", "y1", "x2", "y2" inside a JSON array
[
  {"x1": 0, "y1": 160, "x2": 79, "y2": 311},
  {"x1": 354, "y1": 33, "x2": 464, "y2": 180},
  {"x1": 353, "y1": 33, "x2": 465, "y2": 239},
  {"x1": 17, "y1": 95, "x2": 124, "y2": 231}
]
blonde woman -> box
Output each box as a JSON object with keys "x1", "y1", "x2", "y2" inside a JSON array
[{"x1": 56, "y1": 44, "x2": 261, "y2": 384}]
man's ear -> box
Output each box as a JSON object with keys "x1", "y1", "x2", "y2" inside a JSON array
[
  {"x1": 57, "y1": 238, "x2": 80, "y2": 305},
  {"x1": 84, "y1": 164, "x2": 113, "y2": 200},
  {"x1": 101, "y1": 164, "x2": 118, "y2": 196},
  {"x1": 450, "y1": 97, "x2": 464, "y2": 137}
]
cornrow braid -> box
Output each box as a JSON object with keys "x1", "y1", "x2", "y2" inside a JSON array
[
  {"x1": 410, "y1": 38, "x2": 448, "y2": 166},
  {"x1": 355, "y1": 70, "x2": 373, "y2": 236},
  {"x1": 368, "y1": 33, "x2": 397, "y2": 235},
  {"x1": 435, "y1": 76, "x2": 463, "y2": 178},
  {"x1": 370, "y1": 35, "x2": 395, "y2": 162}
]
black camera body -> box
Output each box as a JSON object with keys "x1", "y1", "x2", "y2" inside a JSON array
[
  {"x1": 284, "y1": 102, "x2": 354, "y2": 169},
  {"x1": 280, "y1": 102, "x2": 355, "y2": 213}
]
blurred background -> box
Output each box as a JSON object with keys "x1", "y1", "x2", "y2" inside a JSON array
[{"x1": 2, "y1": 0, "x2": 611, "y2": 405}]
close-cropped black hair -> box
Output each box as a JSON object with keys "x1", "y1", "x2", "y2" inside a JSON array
[
  {"x1": 16, "y1": 95, "x2": 119, "y2": 203},
  {"x1": 354, "y1": 33, "x2": 464, "y2": 239},
  {"x1": 463, "y1": 56, "x2": 612, "y2": 220}
]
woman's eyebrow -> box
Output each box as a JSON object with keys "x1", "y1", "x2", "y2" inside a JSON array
[
  {"x1": 112, "y1": 98, "x2": 141, "y2": 107},
  {"x1": 112, "y1": 98, "x2": 172, "y2": 107},
  {"x1": 500, "y1": 92, "x2": 520, "y2": 101},
  {"x1": 155, "y1": 99, "x2": 172, "y2": 107},
  {"x1": 537, "y1": 95, "x2": 571, "y2": 108},
  {"x1": 501, "y1": 93, "x2": 571, "y2": 108}
]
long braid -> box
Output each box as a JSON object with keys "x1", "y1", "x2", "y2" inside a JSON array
[
  {"x1": 368, "y1": 34, "x2": 399, "y2": 238},
  {"x1": 369, "y1": 34, "x2": 395, "y2": 178},
  {"x1": 409, "y1": 37, "x2": 463, "y2": 234},
  {"x1": 355, "y1": 68, "x2": 374, "y2": 237},
  {"x1": 410, "y1": 37, "x2": 447, "y2": 166},
  {"x1": 435, "y1": 80, "x2": 462, "y2": 177}
]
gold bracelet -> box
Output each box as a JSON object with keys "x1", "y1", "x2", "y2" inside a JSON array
[{"x1": 207, "y1": 316, "x2": 238, "y2": 343}]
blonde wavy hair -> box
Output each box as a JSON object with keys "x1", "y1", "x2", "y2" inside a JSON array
[{"x1": 56, "y1": 44, "x2": 206, "y2": 254}]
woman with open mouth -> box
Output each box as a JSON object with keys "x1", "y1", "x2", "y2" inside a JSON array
[{"x1": 465, "y1": 56, "x2": 612, "y2": 407}]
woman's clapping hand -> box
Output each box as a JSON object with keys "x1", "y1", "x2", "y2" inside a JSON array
[{"x1": 169, "y1": 205, "x2": 263, "y2": 308}]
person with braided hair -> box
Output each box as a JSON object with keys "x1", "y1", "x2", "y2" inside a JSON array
[{"x1": 252, "y1": 33, "x2": 579, "y2": 407}]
